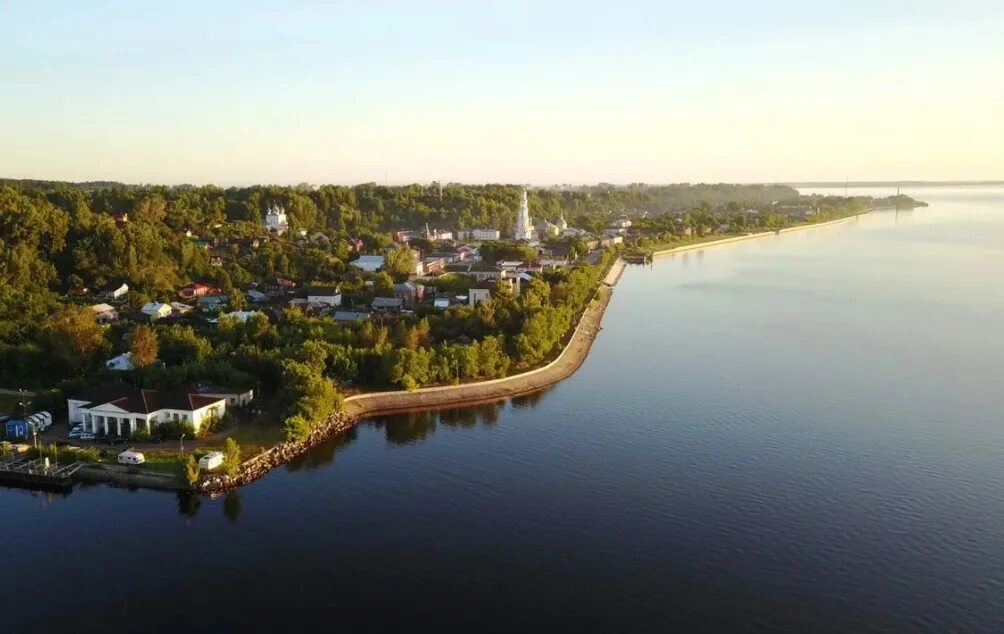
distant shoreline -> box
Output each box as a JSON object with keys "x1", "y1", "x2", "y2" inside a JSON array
[
  {"x1": 786, "y1": 181, "x2": 1004, "y2": 188},
  {"x1": 650, "y1": 213, "x2": 867, "y2": 259}
]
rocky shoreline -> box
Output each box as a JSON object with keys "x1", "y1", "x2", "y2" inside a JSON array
[{"x1": 197, "y1": 411, "x2": 357, "y2": 494}]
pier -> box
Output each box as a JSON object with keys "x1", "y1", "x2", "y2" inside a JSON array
[{"x1": 0, "y1": 456, "x2": 84, "y2": 492}]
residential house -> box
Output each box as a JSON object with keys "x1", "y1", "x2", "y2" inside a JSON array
[
  {"x1": 186, "y1": 383, "x2": 254, "y2": 407},
  {"x1": 306, "y1": 286, "x2": 342, "y2": 307},
  {"x1": 178, "y1": 283, "x2": 218, "y2": 300},
  {"x1": 333, "y1": 311, "x2": 371, "y2": 323},
  {"x1": 393, "y1": 282, "x2": 425, "y2": 307},
  {"x1": 468, "y1": 288, "x2": 492, "y2": 307},
  {"x1": 393, "y1": 230, "x2": 420, "y2": 243},
  {"x1": 106, "y1": 353, "x2": 135, "y2": 371},
  {"x1": 141, "y1": 302, "x2": 172, "y2": 321},
  {"x1": 371, "y1": 297, "x2": 403, "y2": 313},
  {"x1": 422, "y1": 257, "x2": 448, "y2": 275},
  {"x1": 197, "y1": 295, "x2": 229, "y2": 313},
  {"x1": 264, "y1": 277, "x2": 297, "y2": 298},
  {"x1": 353, "y1": 255, "x2": 385, "y2": 272},
  {"x1": 91, "y1": 303, "x2": 118, "y2": 324},
  {"x1": 287, "y1": 298, "x2": 331, "y2": 315},
  {"x1": 67, "y1": 386, "x2": 228, "y2": 437},
  {"x1": 170, "y1": 302, "x2": 194, "y2": 316},
  {"x1": 102, "y1": 283, "x2": 129, "y2": 300}
]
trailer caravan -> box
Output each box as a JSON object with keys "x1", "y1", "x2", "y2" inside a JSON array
[{"x1": 117, "y1": 450, "x2": 146, "y2": 465}]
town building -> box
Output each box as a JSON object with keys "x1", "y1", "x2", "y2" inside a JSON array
[
  {"x1": 67, "y1": 386, "x2": 229, "y2": 436},
  {"x1": 460, "y1": 228, "x2": 501, "y2": 241},
  {"x1": 264, "y1": 203, "x2": 289, "y2": 234},
  {"x1": 514, "y1": 187, "x2": 536, "y2": 242}
]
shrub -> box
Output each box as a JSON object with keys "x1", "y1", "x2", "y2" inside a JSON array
[
  {"x1": 223, "y1": 438, "x2": 241, "y2": 476},
  {"x1": 152, "y1": 420, "x2": 197, "y2": 441},
  {"x1": 132, "y1": 427, "x2": 151, "y2": 442},
  {"x1": 283, "y1": 415, "x2": 312, "y2": 442}
]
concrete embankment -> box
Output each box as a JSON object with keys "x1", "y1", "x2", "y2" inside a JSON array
[{"x1": 343, "y1": 265, "x2": 621, "y2": 418}]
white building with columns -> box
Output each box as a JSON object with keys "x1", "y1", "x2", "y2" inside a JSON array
[{"x1": 67, "y1": 387, "x2": 227, "y2": 437}]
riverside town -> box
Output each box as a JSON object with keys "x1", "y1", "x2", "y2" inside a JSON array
[{"x1": 0, "y1": 180, "x2": 923, "y2": 493}]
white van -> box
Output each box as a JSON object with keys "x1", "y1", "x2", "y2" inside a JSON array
[
  {"x1": 117, "y1": 450, "x2": 146, "y2": 465},
  {"x1": 198, "y1": 451, "x2": 224, "y2": 471}
]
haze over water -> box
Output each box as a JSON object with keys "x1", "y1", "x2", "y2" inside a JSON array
[{"x1": 5, "y1": 187, "x2": 1004, "y2": 632}]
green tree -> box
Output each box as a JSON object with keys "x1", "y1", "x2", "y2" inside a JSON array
[
  {"x1": 385, "y1": 246, "x2": 416, "y2": 280},
  {"x1": 39, "y1": 305, "x2": 108, "y2": 375},
  {"x1": 130, "y1": 324, "x2": 159, "y2": 367},
  {"x1": 183, "y1": 454, "x2": 200, "y2": 488}
]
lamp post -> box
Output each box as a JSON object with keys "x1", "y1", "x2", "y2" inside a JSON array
[{"x1": 180, "y1": 433, "x2": 186, "y2": 457}]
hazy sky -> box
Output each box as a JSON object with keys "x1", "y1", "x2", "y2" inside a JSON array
[{"x1": 2, "y1": 1, "x2": 1001, "y2": 185}]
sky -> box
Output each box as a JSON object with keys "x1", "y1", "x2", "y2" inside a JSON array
[{"x1": 1, "y1": 0, "x2": 1002, "y2": 185}]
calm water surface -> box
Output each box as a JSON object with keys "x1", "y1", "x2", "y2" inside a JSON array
[{"x1": 5, "y1": 187, "x2": 1004, "y2": 633}]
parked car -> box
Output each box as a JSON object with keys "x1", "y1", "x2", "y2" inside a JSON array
[
  {"x1": 79, "y1": 432, "x2": 95, "y2": 441},
  {"x1": 68, "y1": 426, "x2": 82, "y2": 439}
]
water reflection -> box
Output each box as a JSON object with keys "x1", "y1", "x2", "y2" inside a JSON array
[
  {"x1": 176, "y1": 491, "x2": 201, "y2": 518},
  {"x1": 223, "y1": 490, "x2": 241, "y2": 523},
  {"x1": 370, "y1": 392, "x2": 552, "y2": 444},
  {"x1": 286, "y1": 427, "x2": 359, "y2": 472}
]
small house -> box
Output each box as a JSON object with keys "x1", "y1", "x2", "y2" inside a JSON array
[
  {"x1": 91, "y1": 303, "x2": 119, "y2": 324},
  {"x1": 352, "y1": 255, "x2": 385, "y2": 272},
  {"x1": 393, "y1": 282, "x2": 424, "y2": 306},
  {"x1": 306, "y1": 287, "x2": 342, "y2": 307},
  {"x1": 468, "y1": 288, "x2": 492, "y2": 306},
  {"x1": 141, "y1": 302, "x2": 172, "y2": 321},
  {"x1": 333, "y1": 311, "x2": 371, "y2": 323},
  {"x1": 102, "y1": 283, "x2": 129, "y2": 300},
  {"x1": 371, "y1": 297, "x2": 403, "y2": 313}
]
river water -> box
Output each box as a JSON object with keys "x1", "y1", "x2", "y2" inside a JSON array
[{"x1": 5, "y1": 187, "x2": 1004, "y2": 633}]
